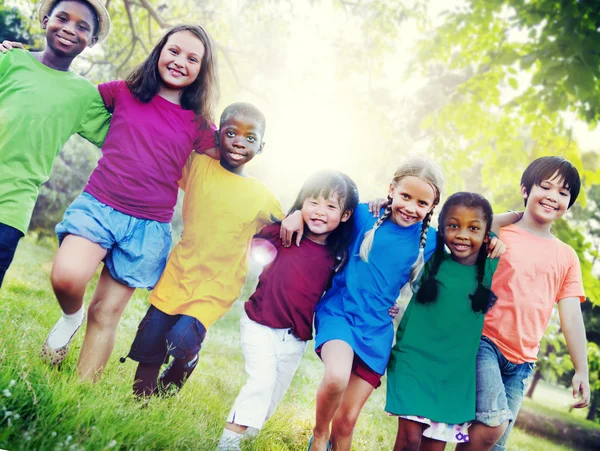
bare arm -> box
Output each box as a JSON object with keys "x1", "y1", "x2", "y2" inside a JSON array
[
  {"x1": 280, "y1": 210, "x2": 303, "y2": 247},
  {"x1": 491, "y1": 211, "x2": 522, "y2": 235},
  {"x1": 558, "y1": 297, "x2": 590, "y2": 408},
  {"x1": 201, "y1": 147, "x2": 219, "y2": 160}
]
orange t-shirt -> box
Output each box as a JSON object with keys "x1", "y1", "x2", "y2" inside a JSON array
[{"x1": 483, "y1": 224, "x2": 584, "y2": 364}]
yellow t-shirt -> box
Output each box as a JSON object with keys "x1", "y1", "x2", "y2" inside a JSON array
[
  {"x1": 150, "y1": 153, "x2": 283, "y2": 328},
  {"x1": 483, "y1": 224, "x2": 585, "y2": 364}
]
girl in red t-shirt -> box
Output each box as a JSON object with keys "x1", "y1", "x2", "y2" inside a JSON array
[{"x1": 217, "y1": 170, "x2": 358, "y2": 451}]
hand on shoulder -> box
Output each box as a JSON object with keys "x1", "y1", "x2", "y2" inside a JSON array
[{"x1": 0, "y1": 41, "x2": 25, "y2": 54}]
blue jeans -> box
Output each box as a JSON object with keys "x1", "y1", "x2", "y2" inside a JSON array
[
  {"x1": 475, "y1": 336, "x2": 535, "y2": 451},
  {"x1": 0, "y1": 222, "x2": 24, "y2": 288},
  {"x1": 128, "y1": 305, "x2": 207, "y2": 365}
]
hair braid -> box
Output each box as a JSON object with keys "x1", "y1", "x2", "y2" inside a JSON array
[
  {"x1": 359, "y1": 197, "x2": 393, "y2": 262},
  {"x1": 396, "y1": 208, "x2": 435, "y2": 305},
  {"x1": 469, "y1": 244, "x2": 498, "y2": 313},
  {"x1": 416, "y1": 231, "x2": 444, "y2": 304}
]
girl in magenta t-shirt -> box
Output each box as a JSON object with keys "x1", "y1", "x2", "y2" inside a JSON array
[
  {"x1": 216, "y1": 171, "x2": 358, "y2": 451},
  {"x1": 41, "y1": 24, "x2": 220, "y2": 380}
]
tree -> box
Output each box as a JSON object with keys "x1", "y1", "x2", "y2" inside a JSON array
[{"x1": 0, "y1": 0, "x2": 35, "y2": 44}]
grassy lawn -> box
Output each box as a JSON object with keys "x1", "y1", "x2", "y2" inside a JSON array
[{"x1": 0, "y1": 236, "x2": 596, "y2": 450}]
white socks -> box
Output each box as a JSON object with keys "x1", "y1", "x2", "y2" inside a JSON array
[
  {"x1": 216, "y1": 429, "x2": 242, "y2": 451},
  {"x1": 47, "y1": 306, "x2": 85, "y2": 349}
]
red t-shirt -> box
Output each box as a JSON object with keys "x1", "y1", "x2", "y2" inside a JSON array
[
  {"x1": 85, "y1": 80, "x2": 215, "y2": 222},
  {"x1": 244, "y1": 224, "x2": 336, "y2": 341}
]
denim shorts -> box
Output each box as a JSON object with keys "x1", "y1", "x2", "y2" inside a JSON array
[
  {"x1": 127, "y1": 305, "x2": 207, "y2": 365},
  {"x1": 475, "y1": 336, "x2": 535, "y2": 451},
  {"x1": 0, "y1": 222, "x2": 24, "y2": 288},
  {"x1": 55, "y1": 192, "x2": 172, "y2": 289}
]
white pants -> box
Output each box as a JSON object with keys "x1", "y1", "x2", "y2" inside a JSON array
[{"x1": 226, "y1": 311, "x2": 307, "y2": 429}]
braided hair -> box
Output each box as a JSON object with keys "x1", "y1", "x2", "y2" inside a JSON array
[
  {"x1": 416, "y1": 192, "x2": 497, "y2": 313},
  {"x1": 359, "y1": 158, "x2": 444, "y2": 265}
]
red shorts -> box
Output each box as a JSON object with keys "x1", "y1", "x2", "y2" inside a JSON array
[{"x1": 316, "y1": 346, "x2": 382, "y2": 389}]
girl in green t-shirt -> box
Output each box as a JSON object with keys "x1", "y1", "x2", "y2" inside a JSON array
[{"x1": 385, "y1": 192, "x2": 500, "y2": 451}]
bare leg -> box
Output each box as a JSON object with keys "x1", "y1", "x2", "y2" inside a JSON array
[
  {"x1": 225, "y1": 422, "x2": 248, "y2": 434},
  {"x1": 393, "y1": 418, "x2": 426, "y2": 451},
  {"x1": 329, "y1": 374, "x2": 374, "y2": 451},
  {"x1": 419, "y1": 436, "x2": 446, "y2": 451},
  {"x1": 455, "y1": 422, "x2": 508, "y2": 451},
  {"x1": 51, "y1": 235, "x2": 107, "y2": 314},
  {"x1": 133, "y1": 362, "x2": 161, "y2": 396},
  {"x1": 311, "y1": 340, "x2": 354, "y2": 451},
  {"x1": 77, "y1": 266, "x2": 135, "y2": 381}
]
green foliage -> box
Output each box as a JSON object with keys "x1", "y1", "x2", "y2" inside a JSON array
[{"x1": 0, "y1": 0, "x2": 35, "y2": 44}]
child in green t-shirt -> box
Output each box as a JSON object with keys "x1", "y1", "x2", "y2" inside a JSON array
[{"x1": 0, "y1": 0, "x2": 111, "y2": 288}]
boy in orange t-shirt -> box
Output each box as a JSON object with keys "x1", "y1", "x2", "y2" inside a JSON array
[{"x1": 457, "y1": 156, "x2": 590, "y2": 451}]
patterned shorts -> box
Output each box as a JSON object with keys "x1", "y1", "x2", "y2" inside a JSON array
[{"x1": 399, "y1": 415, "x2": 471, "y2": 443}]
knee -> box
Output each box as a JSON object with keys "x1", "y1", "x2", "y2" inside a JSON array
[
  {"x1": 333, "y1": 409, "x2": 359, "y2": 438},
  {"x1": 322, "y1": 370, "x2": 349, "y2": 396},
  {"x1": 479, "y1": 423, "x2": 507, "y2": 449},
  {"x1": 51, "y1": 264, "x2": 83, "y2": 297},
  {"x1": 394, "y1": 422, "x2": 422, "y2": 451},
  {"x1": 87, "y1": 300, "x2": 124, "y2": 329},
  {"x1": 396, "y1": 432, "x2": 421, "y2": 451}
]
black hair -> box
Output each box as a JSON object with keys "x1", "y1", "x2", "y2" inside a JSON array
[
  {"x1": 219, "y1": 102, "x2": 266, "y2": 136},
  {"x1": 49, "y1": 0, "x2": 99, "y2": 37},
  {"x1": 286, "y1": 170, "x2": 359, "y2": 270},
  {"x1": 126, "y1": 24, "x2": 219, "y2": 124},
  {"x1": 521, "y1": 156, "x2": 581, "y2": 209},
  {"x1": 416, "y1": 192, "x2": 497, "y2": 314}
]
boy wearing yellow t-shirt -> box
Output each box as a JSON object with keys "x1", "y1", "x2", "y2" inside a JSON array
[
  {"x1": 125, "y1": 103, "x2": 283, "y2": 396},
  {"x1": 458, "y1": 156, "x2": 590, "y2": 451}
]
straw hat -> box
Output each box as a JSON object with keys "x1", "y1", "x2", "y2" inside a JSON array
[{"x1": 38, "y1": 0, "x2": 110, "y2": 42}]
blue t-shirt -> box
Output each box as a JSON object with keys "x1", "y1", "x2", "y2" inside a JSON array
[{"x1": 314, "y1": 203, "x2": 437, "y2": 374}]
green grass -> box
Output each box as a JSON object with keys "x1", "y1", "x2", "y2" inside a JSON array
[{"x1": 0, "y1": 237, "x2": 596, "y2": 450}]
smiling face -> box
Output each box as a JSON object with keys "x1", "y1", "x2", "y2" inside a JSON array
[
  {"x1": 42, "y1": 0, "x2": 97, "y2": 57},
  {"x1": 301, "y1": 192, "x2": 351, "y2": 245},
  {"x1": 157, "y1": 31, "x2": 205, "y2": 95},
  {"x1": 522, "y1": 171, "x2": 570, "y2": 225},
  {"x1": 388, "y1": 176, "x2": 436, "y2": 227},
  {"x1": 218, "y1": 114, "x2": 264, "y2": 174},
  {"x1": 444, "y1": 205, "x2": 489, "y2": 266}
]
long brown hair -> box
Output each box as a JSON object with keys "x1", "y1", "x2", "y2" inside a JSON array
[{"x1": 126, "y1": 24, "x2": 219, "y2": 124}]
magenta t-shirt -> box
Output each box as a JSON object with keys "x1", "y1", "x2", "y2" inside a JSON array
[
  {"x1": 84, "y1": 80, "x2": 215, "y2": 222},
  {"x1": 244, "y1": 224, "x2": 336, "y2": 341}
]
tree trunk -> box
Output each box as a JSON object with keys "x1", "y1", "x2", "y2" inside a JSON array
[
  {"x1": 526, "y1": 369, "x2": 542, "y2": 398},
  {"x1": 586, "y1": 389, "x2": 598, "y2": 421}
]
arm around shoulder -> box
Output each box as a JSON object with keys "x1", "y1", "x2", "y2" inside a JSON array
[{"x1": 77, "y1": 88, "x2": 111, "y2": 148}]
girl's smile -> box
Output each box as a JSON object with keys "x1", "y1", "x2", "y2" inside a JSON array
[
  {"x1": 157, "y1": 31, "x2": 205, "y2": 99},
  {"x1": 444, "y1": 205, "x2": 488, "y2": 266},
  {"x1": 388, "y1": 176, "x2": 436, "y2": 227}
]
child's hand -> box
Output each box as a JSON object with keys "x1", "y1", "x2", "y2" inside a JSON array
[
  {"x1": 571, "y1": 372, "x2": 590, "y2": 408},
  {"x1": 487, "y1": 236, "x2": 506, "y2": 258},
  {"x1": 388, "y1": 303, "x2": 400, "y2": 319},
  {"x1": 0, "y1": 41, "x2": 25, "y2": 54},
  {"x1": 367, "y1": 198, "x2": 387, "y2": 217},
  {"x1": 280, "y1": 210, "x2": 304, "y2": 247}
]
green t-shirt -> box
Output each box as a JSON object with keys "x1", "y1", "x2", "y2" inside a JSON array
[
  {"x1": 385, "y1": 253, "x2": 499, "y2": 424},
  {"x1": 0, "y1": 50, "x2": 110, "y2": 233}
]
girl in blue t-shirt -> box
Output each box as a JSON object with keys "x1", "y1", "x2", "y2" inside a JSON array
[{"x1": 282, "y1": 158, "x2": 444, "y2": 451}]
